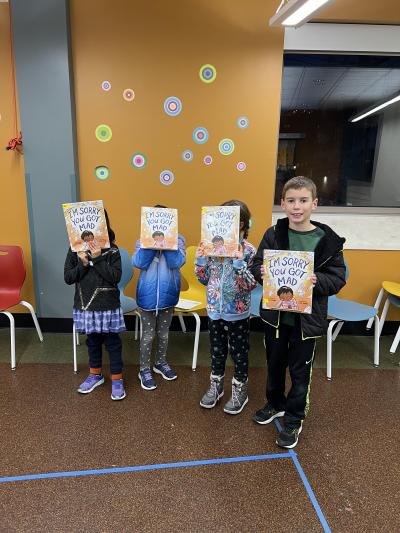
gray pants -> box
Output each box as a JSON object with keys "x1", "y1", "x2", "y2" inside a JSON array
[{"x1": 140, "y1": 308, "x2": 174, "y2": 370}]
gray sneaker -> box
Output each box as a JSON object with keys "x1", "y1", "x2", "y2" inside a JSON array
[
  {"x1": 223, "y1": 377, "x2": 248, "y2": 415},
  {"x1": 200, "y1": 374, "x2": 224, "y2": 408}
]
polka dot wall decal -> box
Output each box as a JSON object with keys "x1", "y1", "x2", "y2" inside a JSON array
[
  {"x1": 182, "y1": 150, "x2": 193, "y2": 162},
  {"x1": 237, "y1": 116, "x2": 249, "y2": 128},
  {"x1": 131, "y1": 152, "x2": 147, "y2": 169},
  {"x1": 95, "y1": 166, "x2": 110, "y2": 180},
  {"x1": 219, "y1": 138, "x2": 234, "y2": 155},
  {"x1": 123, "y1": 88, "x2": 135, "y2": 101},
  {"x1": 95, "y1": 124, "x2": 112, "y2": 142},
  {"x1": 101, "y1": 80, "x2": 111, "y2": 91},
  {"x1": 160, "y1": 170, "x2": 174, "y2": 186},
  {"x1": 164, "y1": 96, "x2": 182, "y2": 116},
  {"x1": 236, "y1": 161, "x2": 246, "y2": 172},
  {"x1": 199, "y1": 64, "x2": 217, "y2": 83},
  {"x1": 193, "y1": 127, "x2": 209, "y2": 144},
  {"x1": 203, "y1": 155, "x2": 213, "y2": 165}
]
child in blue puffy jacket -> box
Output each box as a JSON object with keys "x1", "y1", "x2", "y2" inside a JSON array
[{"x1": 132, "y1": 208, "x2": 186, "y2": 391}]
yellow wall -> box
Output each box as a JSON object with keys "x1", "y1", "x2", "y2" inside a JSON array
[
  {"x1": 69, "y1": 0, "x2": 284, "y2": 292},
  {"x1": 69, "y1": 0, "x2": 400, "y2": 319},
  {"x1": 0, "y1": 3, "x2": 34, "y2": 310}
]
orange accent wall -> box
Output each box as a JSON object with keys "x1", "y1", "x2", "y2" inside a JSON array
[
  {"x1": 68, "y1": 0, "x2": 400, "y2": 320},
  {"x1": 0, "y1": 3, "x2": 34, "y2": 311}
]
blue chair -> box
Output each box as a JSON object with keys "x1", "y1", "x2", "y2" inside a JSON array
[
  {"x1": 118, "y1": 248, "x2": 141, "y2": 340},
  {"x1": 327, "y1": 262, "x2": 380, "y2": 380},
  {"x1": 250, "y1": 283, "x2": 263, "y2": 318},
  {"x1": 72, "y1": 247, "x2": 141, "y2": 373}
]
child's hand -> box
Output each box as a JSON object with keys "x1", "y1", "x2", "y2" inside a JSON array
[
  {"x1": 311, "y1": 274, "x2": 317, "y2": 286},
  {"x1": 260, "y1": 264, "x2": 267, "y2": 278},
  {"x1": 196, "y1": 242, "x2": 205, "y2": 257},
  {"x1": 88, "y1": 241, "x2": 101, "y2": 258},
  {"x1": 77, "y1": 251, "x2": 89, "y2": 266},
  {"x1": 233, "y1": 244, "x2": 244, "y2": 260}
]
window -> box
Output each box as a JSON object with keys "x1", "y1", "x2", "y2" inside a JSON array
[{"x1": 275, "y1": 53, "x2": 400, "y2": 207}]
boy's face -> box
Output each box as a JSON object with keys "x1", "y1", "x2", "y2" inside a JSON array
[
  {"x1": 213, "y1": 239, "x2": 224, "y2": 248},
  {"x1": 281, "y1": 187, "x2": 318, "y2": 226},
  {"x1": 83, "y1": 235, "x2": 94, "y2": 243},
  {"x1": 154, "y1": 235, "x2": 164, "y2": 244}
]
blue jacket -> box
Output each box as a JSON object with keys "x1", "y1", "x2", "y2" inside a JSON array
[{"x1": 132, "y1": 235, "x2": 186, "y2": 311}]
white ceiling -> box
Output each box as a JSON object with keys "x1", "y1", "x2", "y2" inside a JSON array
[{"x1": 281, "y1": 66, "x2": 400, "y2": 111}]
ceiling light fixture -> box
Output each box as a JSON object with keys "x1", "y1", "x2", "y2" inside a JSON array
[
  {"x1": 350, "y1": 92, "x2": 400, "y2": 123},
  {"x1": 269, "y1": 0, "x2": 334, "y2": 29}
]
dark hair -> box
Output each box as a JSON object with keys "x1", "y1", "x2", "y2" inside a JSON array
[
  {"x1": 152, "y1": 231, "x2": 165, "y2": 238},
  {"x1": 81, "y1": 230, "x2": 94, "y2": 240},
  {"x1": 221, "y1": 199, "x2": 251, "y2": 239},
  {"x1": 212, "y1": 235, "x2": 224, "y2": 244},
  {"x1": 154, "y1": 204, "x2": 167, "y2": 208},
  {"x1": 104, "y1": 209, "x2": 116, "y2": 243},
  {"x1": 277, "y1": 286, "x2": 293, "y2": 297}
]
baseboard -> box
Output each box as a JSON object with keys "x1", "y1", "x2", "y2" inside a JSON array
[{"x1": 0, "y1": 313, "x2": 399, "y2": 336}]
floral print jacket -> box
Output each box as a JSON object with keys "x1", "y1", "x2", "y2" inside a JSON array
[{"x1": 195, "y1": 239, "x2": 257, "y2": 321}]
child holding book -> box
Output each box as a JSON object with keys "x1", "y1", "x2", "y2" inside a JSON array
[
  {"x1": 196, "y1": 200, "x2": 257, "y2": 414},
  {"x1": 132, "y1": 206, "x2": 186, "y2": 390},
  {"x1": 64, "y1": 211, "x2": 126, "y2": 400},
  {"x1": 250, "y1": 176, "x2": 346, "y2": 448}
]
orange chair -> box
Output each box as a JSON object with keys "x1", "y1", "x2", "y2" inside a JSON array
[
  {"x1": 0, "y1": 245, "x2": 43, "y2": 369},
  {"x1": 174, "y1": 245, "x2": 207, "y2": 370},
  {"x1": 367, "y1": 281, "x2": 400, "y2": 354}
]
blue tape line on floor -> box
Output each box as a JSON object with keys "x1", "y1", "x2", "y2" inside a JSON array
[
  {"x1": 0, "y1": 453, "x2": 291, "y2": 484},
  {"x1": 274, "y1": 419, "x2": 331, "y2": 533}
]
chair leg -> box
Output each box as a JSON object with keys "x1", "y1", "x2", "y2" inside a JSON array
[
  {"x1": 332, "y1": 321, "x2": 344, "y2": 342},
  {"x1": 379, "y1": 298, "x2": 390, "y2": 336},
  {"x1": 366, "y1": 288, "x2": 384, "y2": 330},
  {"x1": 73, "y1": 323, "x2": 78, "y2": 374},
  {"x1": 134, "y1": 312, "x2": 139, "y2": 341},
  {"x1": 0, "y1": 311, "x2": 16, "y2": 370},
  {"x1": 389, "y1": 325, "x2": 400, "y2": 354},
  {"x1": 76, "y1": 331, "x2": 80, "y2": 345},
  {"x1": 191, "y1": 312, "x2": 201, "y2": 371},
  {"x1": 373, "y1": 315, "x2": 380, "y2": 367},
  {"x1": 327, "y1": 320, "x2": 339, "y2": 380},
  {"x1": 178, "y1": 313, "x2": 187, "y2": 333},
  {"x1": 20, "y1": 300, "x2": 43, "y2": 342}
]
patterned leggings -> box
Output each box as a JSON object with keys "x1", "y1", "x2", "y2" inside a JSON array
[
  {"x1": 209, "y1": 317, "x2": 250, "y2": 382},
  {"x1": 139, "y1": 308, "x2": 174, "y2": 370}
]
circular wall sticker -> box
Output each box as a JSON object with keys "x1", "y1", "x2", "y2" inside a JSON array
[
  {"x1": 164, "y1": 96, "x2": 182, "y2": 116},
  {"x1": 237, "y1": 116, "x2": 249, "y2": 128},
  {"x1": 95, "y1": 166, "x2": 110, "y2": 180},
  {"x1": 199, "y1": 64, "x2": 217, "y2": 83},
  {"x1": 123, "y1": 88, "x2": 135, "y2": 101},
  {"x1": 236, "y1": 161, "x2": 246, "y2": 172},
  {"x1": 131, "y1": 152, "x2": 147, "y2": 169},
  {"x1": 219, "y1": 138, "x2": 234, "y2": 155},
  {"x1": 182, "y1": 150, "x2": 193, "y2": 162},
  {"x1": 101, "y1": 80, "x2": 111, "y2": 91},
  {"x1": 193, "y1": 127, "x2": 209, "y2": 144},
  {"x1": 95, "y1": 124, "x2": 112, "y2": 142},
  {"x1": 203, "y1": 155, "x2": 213, "y2": 165},
  {"x1": 160, "y1": 170, "x2": 175, "y2": 185}
]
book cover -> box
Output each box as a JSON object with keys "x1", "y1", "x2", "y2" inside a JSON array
[
  {"x1": 140, "y1": 207, "x2": 178, "y2": 250},
  {"x1": 200, "y1": 205, "x2": 240, "y2": 257},
  {"x1": 262, "y1": 250, "x2": 314, "y2": 314},
  {"x1": 62, "y1": 200, "x2": 110, "y2": 252}
]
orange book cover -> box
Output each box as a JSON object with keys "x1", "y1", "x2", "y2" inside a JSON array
[
  {"x1": 140, "y1": 207, "x2": 178, "y2": 250},
  {"x1": 200, "y1": 206, "x2": 240, "y2": 257},
  {"x1": 62, "y1": 200, "x2": 110, "y2": 252},
  {"x1": 262, "y1": 250, "x2": 314, "y2": 314}
]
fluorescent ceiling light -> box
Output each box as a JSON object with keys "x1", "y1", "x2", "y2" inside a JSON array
[
  {"x1": 269, "y1": 0, "x2": 334, "y2": 28},
  {"x1": 350, "y1": 93, "x2": 400, "y2": 123}
]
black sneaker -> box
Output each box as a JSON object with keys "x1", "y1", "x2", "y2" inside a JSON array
[
  {"x1": 252, "y1": 403, "x2": 285, "y2": 425},
  {"x1": 276, "y1": 424, "x2": 303, "y2": 449}
]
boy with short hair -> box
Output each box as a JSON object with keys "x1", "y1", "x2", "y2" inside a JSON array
[{"x1": 250, "y1": 176, "x2": 346, "y2": 448}]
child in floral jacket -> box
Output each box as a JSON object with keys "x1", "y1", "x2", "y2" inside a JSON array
[{"x1": 195, "y1": 200, "x2": 256, "y2": 415}]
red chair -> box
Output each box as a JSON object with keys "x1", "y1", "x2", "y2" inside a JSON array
[{"x1": 0, "y1": 245, "x2": 43, "y2": 369}]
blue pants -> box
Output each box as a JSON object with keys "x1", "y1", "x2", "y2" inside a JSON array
[{"x1": 86, "y1": 332, "x2": 123, "y2": 375}]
